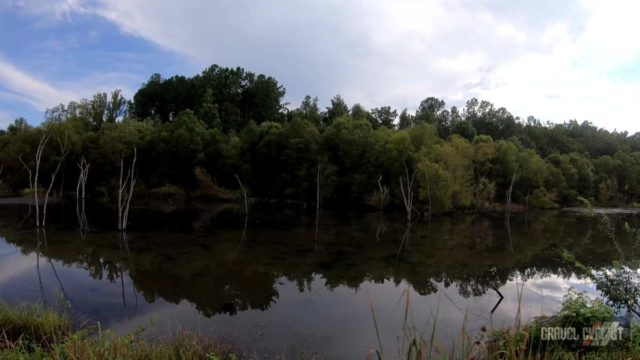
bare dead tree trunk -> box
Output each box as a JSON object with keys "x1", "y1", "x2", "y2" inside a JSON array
[
  {"x1": 234, "y1": 174, "x2": 248, "y2": 215},
  {"x1": 377, "y1": 174, "x2": 389, "y2": 211},
  {"x1": 118, "y1": 152, "x2": 126, "y2": 230},
  {"x1": 118, "y1": 146, "x2": 137, "y2": 231},
  {"x1": 42, "y1": 135, "x2": 69, "y2": 228},
  {"x1": 122, "y1": 148, "x2": 137, "y2": 230},
  {"x1": 76, "y1": 157, "x2": 90, "y2": 200},
  {"x1": 33, "y1": 134, "x2": 51, "y2": 228},
  {"x1": 397, "y1": 222, "x2": 412, "y2": 260},
  {"x1": 45, "y1": 229, "x2": 71, "y2": 306},
  {"x1": 399, "y1": 158, "x2": 415, "y2": 222},
  {"x1": 17, "y1": 156, "x2": 33, "y2": 190},
  {"x1": 506, "y1": 164, "x2": 519, "y2": 218},
  {"x1": 76, "y1": 156, "x2": 90, "y2": 234},
  {"x1": 119, "y1": 232, "x2": 139, "y2": 309}
]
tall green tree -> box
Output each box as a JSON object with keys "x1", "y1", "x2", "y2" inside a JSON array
[
  {"x1": 325, "y1": 95, "x2": 349, "y2": 125},
  {"x1": 370, "y1": 106, "x2": 398, "y2": 129}
]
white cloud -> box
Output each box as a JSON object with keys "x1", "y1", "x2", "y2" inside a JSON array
[
  {"x1": 8, "y1": 0, "x2": 640, "y2": 131},
  {"x1": 6, "y1": 0, "x2": 86, "y2": 21},
  {"x1": 0, "y1": 56, "x2": 138, "y2": 118},
  {"x1": 474, "y1": 0, "x2": 640, "y2": 131},
  {"x1": 0, "y1": 58, "x2": 76, "y2": 110},
  {"x1": 0, "y1": 251, "x2": 37, "y2": 285},
  {"x1": 78, "y1": 0, "x2": 574, "y2": 107}
]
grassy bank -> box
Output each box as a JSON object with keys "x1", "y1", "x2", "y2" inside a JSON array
[
  {"x1": 3, "y1": 290, "x2": 640, "y2": 359},
  {"x1": 0, "y1": 302, "x2": 237, "y2": 360},
  {"x1": 367, "y1": 286, "x2": 640, "y2": 360},
  {"x1": 479, "y1": 288, "x2": 640, "y2": 359}
]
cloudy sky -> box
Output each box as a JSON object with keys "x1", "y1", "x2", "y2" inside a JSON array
[{"x1": 1, "y1": 0, "x2": 639, "y2": 132}]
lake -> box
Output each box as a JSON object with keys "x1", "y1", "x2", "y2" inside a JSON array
[{"x1": 0, "y1": 203, "x2": 634, "y2": 358}]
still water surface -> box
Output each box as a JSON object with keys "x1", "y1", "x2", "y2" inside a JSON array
[{"x1": 0, "y1": 204, "x2": 634, "y2": 358}]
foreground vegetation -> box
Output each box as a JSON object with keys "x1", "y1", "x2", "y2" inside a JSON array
[
  {"x1": 3, "y1": 290, "x2": 639, "y2": 360},
  {"x1": 2, "y1": 65, "x2": 640, "y2": 217},
  {"x1": 371, "y1": 287, "x2": 640, "y2": 360},
  {"x1": 365, "y1": 207, "x2": 640, "y2": 359},
  {"x1": 0, "y1": 303, "x2": 237, "y2": 360},
  {"x1": 482, "y1": 288, "x2": 640, "y2": 359},
  {"x1": 485, "y1": 210, "x2": 640, "y2": 359}
]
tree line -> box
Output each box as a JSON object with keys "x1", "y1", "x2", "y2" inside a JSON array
[{"x1": 2, "y1": 64, "x2": 640, "y2": 215}]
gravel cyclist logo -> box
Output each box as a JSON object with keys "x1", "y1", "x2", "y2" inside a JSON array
[
  {"x1": 582, "y1": 322, "x2": 623, "y2": 346},
  {"x1": 541, "y1": 322, "x2": 624, "y2": 346}
]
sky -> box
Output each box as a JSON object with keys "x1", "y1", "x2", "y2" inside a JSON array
[{"x1": 1, "y1": 0, "x2": 640, "y2": 132}]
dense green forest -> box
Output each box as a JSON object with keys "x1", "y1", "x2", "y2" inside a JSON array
[{"x1": 1, "y1": 64, "x2": 640, "y2": 214}]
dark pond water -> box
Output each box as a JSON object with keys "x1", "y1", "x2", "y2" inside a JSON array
[{"x1": 0, "y1": 203, "x2": 636, "y2": 358}]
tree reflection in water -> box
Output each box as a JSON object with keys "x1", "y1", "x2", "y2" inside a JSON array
[{"x1": 0, "y1": 205, "x2": 636, "y2": 319}]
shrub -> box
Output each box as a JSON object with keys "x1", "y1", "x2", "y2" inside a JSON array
[
  {"x1": 0, "y1": 302, "x2": 72, "y2": 349},
  {"x1": 149, "y1": 184, "x2": 187, "y2": 199},
  {"x1": 19, "y1": 187, "x2": 46, "y2": 198},
  {"x1": 529, "y1": 188, "x2": 558, "y2": 209},
  {"x1": 556, "y1": 287, "x2": 614, "y2": 328}
]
